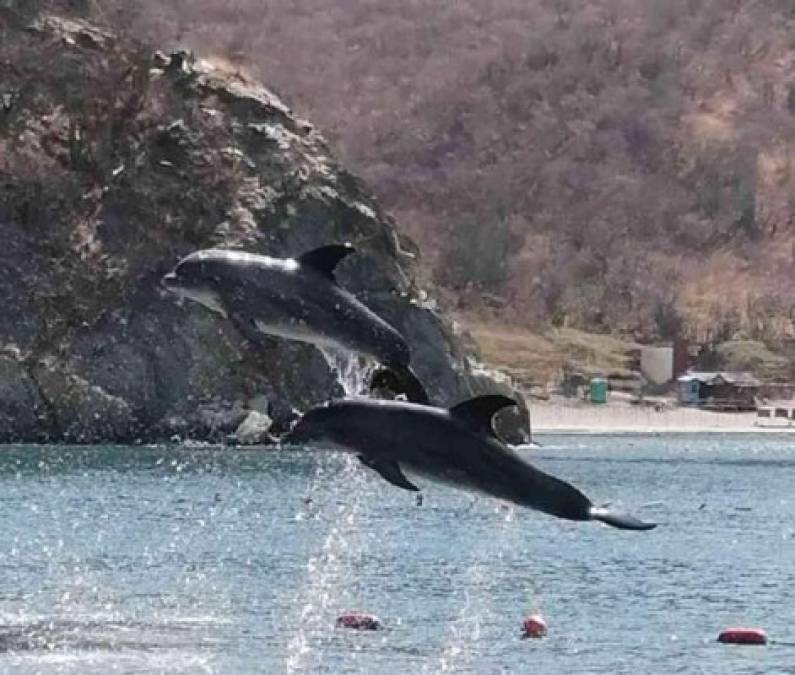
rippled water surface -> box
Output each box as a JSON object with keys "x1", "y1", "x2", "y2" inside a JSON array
[{"x1": 1, "y1": 435, "x2": 794, "y2": 673}]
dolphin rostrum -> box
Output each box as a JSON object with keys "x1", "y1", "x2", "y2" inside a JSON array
[
  {"x1": 284, "y1": 395, "x2": 656, "y2": 531},
  {"x1": 162, "y1": 245, "x2": 428, "y2": 403}
]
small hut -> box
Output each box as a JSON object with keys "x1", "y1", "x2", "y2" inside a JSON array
[{"x1": 676, "y1": 372, "x2": 760, "y2": 410}]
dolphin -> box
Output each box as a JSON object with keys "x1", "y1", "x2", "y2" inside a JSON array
[
  {"x1": 284, "y1": 395, "x2": 656, "y2": 531},
  {"x1": 161, "y1": 245, "x2": 428, "y2": 403}
]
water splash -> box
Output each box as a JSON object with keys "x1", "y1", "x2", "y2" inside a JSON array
[
  {"x1": 285, "y1": 457, "x2": 370, "y2": 673},
  {"x1": 435, "y1": 585, "x2": 482, "y2": 674},
  {"x1": 318, "y1": 347, "x2": 376, "y2": 398},
  {"x1": 431, "y1": 504, "x2": 539, "y2": 672},
  {"x1": 285, "y1": 349, "x2": 378, "y2": 672}
]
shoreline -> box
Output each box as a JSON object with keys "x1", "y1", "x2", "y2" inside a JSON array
[
  {"x1": 534, "y1": 427, "x2": 795, "y2": 435},
  {"x1": 529, "y1": 398, "x2": 794, "y2": 435}
]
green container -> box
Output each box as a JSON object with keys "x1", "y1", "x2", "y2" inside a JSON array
[{"x1": 590, "y1": 377, "x2": 608, "y2": 404}]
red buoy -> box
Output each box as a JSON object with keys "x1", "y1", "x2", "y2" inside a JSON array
[
  {"x1": 336, "y1": 612, "x2": 382, "y2": 630},
  {"x1": 521, "y1": 614, "x2": 548, "y2": 638},
  {"x1": 717, "y1": 627, "x2": 767, "y2": 645}
]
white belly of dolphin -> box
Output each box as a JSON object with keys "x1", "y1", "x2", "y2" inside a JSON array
[
  {"x1": 252, "y1": 319, "x2": 342, "y2": 350},
  {"x1": 182, "y1": 288, "x2": 228, "y2": 318}
]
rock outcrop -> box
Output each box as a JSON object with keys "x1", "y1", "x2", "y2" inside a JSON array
[{"x1": 0, "y1": 13, "x2": 528, "y2": 443}]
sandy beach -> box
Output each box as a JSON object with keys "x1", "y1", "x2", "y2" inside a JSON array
[{"x1": 531, "y1": 395, "x2": 794, "y2": 434}]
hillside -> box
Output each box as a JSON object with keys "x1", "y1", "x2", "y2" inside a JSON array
[
  {"x1": 83, "y1": 0, "x2": 795, "y2": 351},
  {"x1": 466, "y1": 320, "x2": 639, "y2": 389},
  {"x1": 0, "y1": 8, "x2": 527, "y2": 442}
]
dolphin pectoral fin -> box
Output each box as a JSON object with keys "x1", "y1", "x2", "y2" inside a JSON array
[
  {"x1": 589, "y1": 507, "x2": 657, "y2": 531},
  {"x1": 449, "y1": 395, "x2": 518, "y2": 437},
  {"x1": 370, "y1": 366, "x2": 429, "y2": 404},
  {"x1": 358, "y1": 455, "x2": 419, "y2": 492},
  {"x1": 297, "y1": 243, "x2": 356, "y2": 281},
  {"x1": 229, "y1": 314, "x2": 279, "y2": 350},
  {"x1": 229, "y1": 313, "x2": 264, "y2": 344}
]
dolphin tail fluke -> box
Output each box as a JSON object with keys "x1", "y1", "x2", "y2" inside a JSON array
[
  {"x1": 589, "y1": 507, "x2": 657, "y2": 531},
  {"x1": 370, "y1": 366, "x2": 429, "y2": 404}
]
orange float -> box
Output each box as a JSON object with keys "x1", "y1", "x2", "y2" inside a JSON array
[
  {"x1": 717, "y1": 627, "x2": 767, "y2": 645},
  {"x1": 521, "y1": 614, "x2": 548, "y2": 638}
]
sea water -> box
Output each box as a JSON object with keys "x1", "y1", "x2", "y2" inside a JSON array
[{"x1": 0, "y1": 435, "x2": 794, "y2": 673}]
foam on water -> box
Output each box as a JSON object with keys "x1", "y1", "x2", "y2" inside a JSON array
[
  {"x1": 6, "y1": 649, "x2": 217, "y2": 675},
  {"x1": 0, "y1": 603, "x2": 228, "y2": 673}
]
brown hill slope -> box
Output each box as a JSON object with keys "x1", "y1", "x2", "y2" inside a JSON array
[{"x1": 85, "y1": 0, "x2": 795, "y2": 348}]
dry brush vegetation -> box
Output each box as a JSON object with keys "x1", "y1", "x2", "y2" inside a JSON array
[{"x1": 10, "y1": 1, "x2": 795, "y2": 370}]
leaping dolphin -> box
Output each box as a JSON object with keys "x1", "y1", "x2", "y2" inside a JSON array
[
  {"x1": 284, "y1": 395, "x2": 656, "y2": 531},
  {"x1": 162, "y1": 245, "x2": 428, "y2": 403}
]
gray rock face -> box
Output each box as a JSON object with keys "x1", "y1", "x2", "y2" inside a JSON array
[
  {"x1": 0, "y1": 15, "x2": 528, "y2": 443},
  {"x1": 30, "y1": 358, "x2": 137, "y2": 443},
  {"x1": 0, "y1": 354, "x2": 47, "y2": 441}
]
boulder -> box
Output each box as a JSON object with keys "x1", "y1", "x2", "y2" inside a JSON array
[{"x1": 234, "y1": 410, "x2": 275, "y2": 445}]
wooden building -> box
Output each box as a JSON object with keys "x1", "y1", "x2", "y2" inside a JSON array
[{"x1": 676, "y1": 371, "x2": 760, "y2": 410}]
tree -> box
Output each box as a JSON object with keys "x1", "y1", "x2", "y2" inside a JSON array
[{"x1": 437, "y1": 208, "x2": 517, "y2": 294}]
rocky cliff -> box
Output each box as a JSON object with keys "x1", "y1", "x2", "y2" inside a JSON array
[{"x1": 0, "y1": 14, "x2": 527, "y2": 444}]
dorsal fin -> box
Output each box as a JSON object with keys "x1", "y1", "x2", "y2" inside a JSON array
[
  {"x1": 449, "y1": 395, "x2": 517, "y2": 437},
  {"x1": 297, "y1": 243, "x2": 355, "y2": 281}
]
